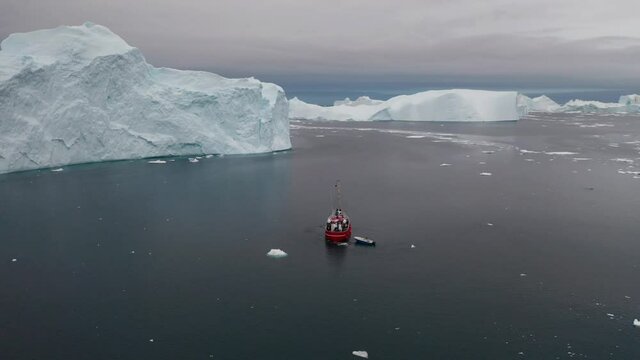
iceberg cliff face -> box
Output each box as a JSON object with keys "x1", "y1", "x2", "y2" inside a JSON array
[
  {"x1": 290, "y1": 89, "x2": 520, "y2": 122},
  {"x1": 0, "y1": 23, "x2": 290, "y2": 174}
]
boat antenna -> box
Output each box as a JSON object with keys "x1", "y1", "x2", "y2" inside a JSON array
[{"x1": 335, "y1": 180, "x2": 342, "y2": 209}]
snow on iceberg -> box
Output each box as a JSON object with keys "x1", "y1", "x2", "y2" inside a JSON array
[
  {"x1": 290, "y1": 89, "x2": 520, "y2": 122},
  {"x1": 0, "y1": 23, "x2": 290, "y2": 174},
  {"x1": 517, "y1": 94, "x2": 561, "y2": 115}
]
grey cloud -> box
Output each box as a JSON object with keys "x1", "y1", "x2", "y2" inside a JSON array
[{"x1": 1, "y1": 0, "x2": 640, "y2": 89}]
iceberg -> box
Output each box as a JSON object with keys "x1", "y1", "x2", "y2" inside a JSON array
[
  {"x1": 517, "y1": 94, "x2": 561, "y2": 115},
  {"x1": 290, "y1": 89, "x2": 520, "y2": 122},
  {"x1": 0, "y1": 23, "x2": 290, "y2": 174},
  {"x1": 333, "y1": 96, "x2": 384, "y2": 106},
  {"x1": 619, "y1": 94, "x2": 640, "y2": 106}
]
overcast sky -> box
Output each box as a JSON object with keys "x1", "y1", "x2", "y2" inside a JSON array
[{"x1": 2, "y1": 0, "x2": 640, "y2": 91}]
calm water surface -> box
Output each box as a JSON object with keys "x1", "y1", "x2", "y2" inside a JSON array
[{"x1": 1, "y1": 114, "x2": 640, "y2": 359}]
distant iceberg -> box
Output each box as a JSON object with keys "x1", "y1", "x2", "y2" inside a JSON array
[
  {"x1": 517, "y1": 94, "x2": 561, "y2": 115},
  {"x1": 0, "y1": 23, "x2": 290, "y2": 174},
  {"x1": 290, "y1": 89, "x2": 520, "y2": 122},
  {"x1": 519, "y1": 93, "x2": 640, "y2": 115}
]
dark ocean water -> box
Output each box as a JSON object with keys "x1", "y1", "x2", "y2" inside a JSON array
[{"x1": 2, "y1": 114, "x2": 640, "y2": 359}]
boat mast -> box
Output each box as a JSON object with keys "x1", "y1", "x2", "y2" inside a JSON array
[{"x1": 335, "y1": 180, "x2": 342, "y2": 209}]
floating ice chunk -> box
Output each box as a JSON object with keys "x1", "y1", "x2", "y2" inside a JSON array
[
  {"x1": 440, "y1": 163, "x2": 452, "y2": 167},
  {"x1": 520, "y1": 273, "x2": 527, "y2": 277},
  {"x1": 480, "y1": 172, "x2": 492, "y2": 176},
  {"x1": 611, "y1": 158, "x2": 634, "y2": 163},
  {"x1": 406, "y1": 135, "x2": 426, "y2": 139},
  {"x1": 352, "y1": 350, "x2": 369, "y2": 358},
  {"x1": 266, "y1": 249, "x2": 287, "y2": 258},
  {"x1": 544, "y1": 151, "x2": 578, "y2": 156},
  {"x1": 572, "y1": 158, "x2": 591, "y2": 161},
  {"x1": 149, "y1": 339, "x2": 154, "y2": 343},
  {"x1": 205, "y1": 155, "x2": 214, "y2": 158},
  {"x1": 315, "y1": 135, "x2": 325, "y2": 138},
  {"x1": 188, "y1": 158, "x2": 199, "y2": 163},
  {"x1": 634, "y1": 319, "x2": 640, "y2": 327},
  {"x1": 148, "y1": 160, "x2": 167, "y2": 164},
  {"x1": 482, "y1": 150, "x2": 495, "y2": 154},
  {"x1": 520, "y1": 149, "x2": 540, "y2": 154},
  {"x1": 51, "y1": 168, "x2": 64, "y2": 172},
  {"x1": 606, "y1": 313, "x2": 615, "y2": 318},
  {"x1": 410, "y1": 244, "x2": 416, "y2": 248},
  {"x1": 11, "y1": 258, "x2": 17, "y2": 262},
  {"x1": 487, "y1": 223, "x2": 494, "y2": 226}
]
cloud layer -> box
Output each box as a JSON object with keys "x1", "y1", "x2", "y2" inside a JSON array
[{"x1": 2, "y1": 0, "x2": 640, "y2": 88}]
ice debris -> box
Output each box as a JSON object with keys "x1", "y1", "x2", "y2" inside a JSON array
[
  {"x1": 352, "y1": 350, "x2": 369, "y2": 358},
  {"x1": 266, "y1": 249, "x2": 287, "y2": 258}
]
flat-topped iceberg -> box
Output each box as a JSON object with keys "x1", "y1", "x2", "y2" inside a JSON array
[
  {"x1": 290, "y1": 89, "x2": 520, "y2": 122},
  {"x1": 0, "y1": 23, "x2": 290, "y2": 174}
]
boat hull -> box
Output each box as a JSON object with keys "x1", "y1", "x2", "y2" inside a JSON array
[{"x1": 325, "y1": 228, "x2": 352, "y2": 242}]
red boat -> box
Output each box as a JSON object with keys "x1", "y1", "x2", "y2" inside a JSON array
[{"x1": 324, "y1": 181, "x2": 352, "y2": 242}]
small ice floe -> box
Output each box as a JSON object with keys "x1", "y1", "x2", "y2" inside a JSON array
[
  {"x1": 479, "y1": 161, "x2": 486, "y2": 165},
  {"x1": 520, "y1": 273, "x2": 527, "y2": 277},
  {"x1": 266, "y1": 249, "x2": 287, "y2": 258},
  {"x1": 11, "y1": 258, "x2": 17, "y2": 262},
  {"x1": 315, "y1": 135, "x2": 325, "y2": 138},
  {"x1": 149, "y1": 339, "x2": 154, "y2": 343},
  {"x1": 480, "y1": 172, "x2": 492, "y2": 176},
  {"x1": 544, "y1": 151, "x2": 578, "y2": 156},
  {"x1": 440, "y1": 163, "x2": 452, "y2": 167},
  {"x1": 572, "y1": 158, "x2": 592, "y2": 161},
  {"x1": 633, "y1": 319, "x2": 640, "y2": 327},
  {"x1": 482, "y1": 150, "x2": 495, "y2": 154},
  {"x1": 130, "y1": 250, "x2": 135, "y2": 254},
  {"x1": 606, "y1": 313, "x2": 615, "y2": 318},
  {"x1": 525, "y1": 159, "x2": 535, "y2": 162},
  {"x1": 487, "y1": 223, "x2": 494, "y2": 226},
  {"x1": 406, "y1": 135, "x2": 426, "y2": 139},
  {"x1": 520, "y1": 149, "x2": 540, "y2": 154},
  {"x1": 410, "y1": 244, "x2": 416, "y2": 248},
  {"x1": 205, "y1": 154, "x2": 214, "y2": 159},
  {"x1": 148, "y1": 160, "x2": 167, "y2": 164},
  {"x1": 188, "y1": 158, "x2": 199, "y2": 163},
  {"x1": 624, "y1": 296, "x2": 631, "y2": 299},
  {"x1": 51, "y1": 168, "x2": 64, "y2": 172},
  {"x1": 611, "y1": 158, "x2": 634, "y2": 164},
  {"x1": 609, "y1": 143, "x2": 620, "y2": 148},
  {"x1": 352, "y1": 350, "x2": 369, "y2": 359}
]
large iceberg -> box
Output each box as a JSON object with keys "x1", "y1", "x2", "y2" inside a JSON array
[
  {"x1": 290, "y1": 89, "x2": 520, "y2": 122},
  {"x1": 0, "y1": 23, "x2": 290, "y2": 174}
]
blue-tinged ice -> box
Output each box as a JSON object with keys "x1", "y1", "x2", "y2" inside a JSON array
[{"x1": 0, "y1": 23, "x2": 290, "y2": 174}]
